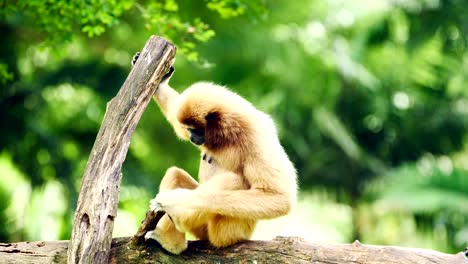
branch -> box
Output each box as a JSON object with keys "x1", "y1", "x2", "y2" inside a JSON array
[
  {"x1": 1, "y1": 237, "x2": 466, "y2": 264},
  {"x1": 67, "y1": 36, "x2": 176, "y2": 264},
  {"x1": 132, "y1": 209, "x2": 165, "y2": 245}
]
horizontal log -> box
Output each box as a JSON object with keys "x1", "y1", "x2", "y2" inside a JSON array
[{"x1": 1, "y1": 237, "x2": 466, "y2": 264}]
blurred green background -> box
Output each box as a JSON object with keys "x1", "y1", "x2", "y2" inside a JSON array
[{"x1": 1, "y1": 0, "x2": 467, "y2": 254}]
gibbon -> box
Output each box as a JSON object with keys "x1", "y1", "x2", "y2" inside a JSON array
[{"x1": 136, "y1": 57, "x2": 297, "y2": 254}]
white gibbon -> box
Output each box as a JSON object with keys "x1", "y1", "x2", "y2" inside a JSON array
[{"x1": 135, "y1": 56, "x2": 297, "y2": 254}]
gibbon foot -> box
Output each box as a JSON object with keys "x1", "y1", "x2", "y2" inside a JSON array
[{"x1": 145, "y1": 215, "x2": 188, "y2": 255}]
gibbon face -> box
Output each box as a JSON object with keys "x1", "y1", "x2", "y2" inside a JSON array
[
  {"x1": 177, "y1": 102, "x2": 249, "y2": 151},
  {"x1": 175, "y1": 102, "x2": 208, "y2": 146},
  {"x1": 187, "y1": 127, "x2": 204, "y2": 145}
]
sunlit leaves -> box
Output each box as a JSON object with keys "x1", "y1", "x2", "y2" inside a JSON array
[
  {"x1": 25, "y1": 180, "x2": 67, "y2": 240},
  {"x1": 0, "y1": 152, "x2": 31, "y2": 241},
  {"x1": 206, "y1": 0, "x2": 267, "y2": 19},
  {"x1": 163, "y1": 0, "x2": 179, "y2": 12},
  {"x1": 206, "y1": 0, "x2": 247, "y2": 19},
  {"x1": 82, "y1": 25, "x2": 106, "y2": 37},
  {"x1": 2, "y1": 0, "x2": 265, "y2": 62},
  {"x1": 41, "y1": 83, "x2": 103, "y2": 129},
  {"x1": 139, "y1": 2, "x2": 217, "y2": 61},
  {"x1": 4, "y1": 0, "x2": 133, "y2": 40}
]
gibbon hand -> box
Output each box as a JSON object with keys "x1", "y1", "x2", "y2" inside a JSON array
[{"x1": 151, "y1": 188, "x2": 194, "y2": 215}]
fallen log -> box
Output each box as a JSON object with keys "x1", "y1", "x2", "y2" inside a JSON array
[{"x1": 1, "y1": 237, "x2": 466, "y2": 264}]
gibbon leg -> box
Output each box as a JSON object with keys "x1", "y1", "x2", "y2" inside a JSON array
[
  {"x1": 198, "y1": 172, "x2": 256, "y2": 248},
  {"x1": 187, "y1": 171, "x2": 248, "y2": 242},
  {"x1": 207, "y1": 215, "x2": 257, "y2": 248},
  {"x1": 149, "y1": 166, "x2": 198, "y2": 254},
  {"x1": 189, "y1": 224, "x2": 209, "y2": 240},
  {"x1": 159, "y1": 166, "x2": 199, "y2": 190}
]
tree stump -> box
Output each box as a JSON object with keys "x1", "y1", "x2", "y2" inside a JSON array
[{"x1": 67, "y1": 36, "x2": 176, "y2": 264}]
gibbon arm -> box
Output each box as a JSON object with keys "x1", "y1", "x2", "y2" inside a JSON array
[
  {"x1": 153, "y1": 68, "x2": 189, "y2": 140},
  {"x1": 197, "y1": 187, "x2": 291, "y2": 220},
  {"x1": 156, "y1": 184, "x2": 291, "y2": 220},
  {"x1": 156, "y1": 169, "x2": 294, "y2": 220},
  {"x1": 153, "y1": 68, "x2": 178, "y2": 116}
]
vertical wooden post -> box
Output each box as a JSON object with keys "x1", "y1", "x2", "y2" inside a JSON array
[{"x1": 67, "y1": 36, "x2": 176, "y2": 264}]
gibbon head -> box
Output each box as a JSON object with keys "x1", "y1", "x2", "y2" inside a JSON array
[{"x1": 175, "y1": 83, "x2": 251, "y2": 150}]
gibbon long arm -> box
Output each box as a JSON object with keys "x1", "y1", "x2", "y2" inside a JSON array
[
  {"x1": 194, "y1": 188, "x2": 291, "y2": 219},
  {"x1": 155, "y1": 166, "x2": 294, "y2": 220},
  {"x1": 153, "y1": 76, "x2": 189, "y2": 140}
]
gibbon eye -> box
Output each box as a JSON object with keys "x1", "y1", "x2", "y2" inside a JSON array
[{"x1": 187, "y1": 128, "x2": 205, "y2": 146}]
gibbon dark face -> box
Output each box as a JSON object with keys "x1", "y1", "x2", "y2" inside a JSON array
[{"x1": 188, "y1": 127, "x2": 205, "y2": 145}]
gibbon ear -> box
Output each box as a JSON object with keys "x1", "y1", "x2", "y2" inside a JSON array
[
  {"x1": 205, "y1": 111, "x2": 220, "y2": 125},
  {"x1": 205, "y1": 110, "x2": 248, "y2": 149},
  {"x1": 205, "y1": 111, "x2": 226, "y2": 149}
]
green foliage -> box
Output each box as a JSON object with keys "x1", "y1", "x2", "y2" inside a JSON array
[
  {"x1": 205, "y1": 0, "x2": 267, "y2": 19},
  {"x1": 141, "y1": 1, "x2": 215, "y2": 61},
  {"x1": 0, "y1": 63, "x2": 14, "y2": 85},
  {"x1": 1, "y1": 0, "x2": 468, "y2": 254},
  {"x1": 0, "y1": 188, "x2": 10, "y2": 241},
  {"x1": 364, "y1": 156, "x2": 468, "y2": 251},
  {"x1": 2, "y1": 0, "x2": 133, "y2": 39},
  {"x1": 0, "y1": 0, "x2": 264, "y2": 61}
]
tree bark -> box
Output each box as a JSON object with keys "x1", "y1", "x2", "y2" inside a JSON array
[
  {"x1": 1, "y1": 237, "x2": 466, "y2": 264},
  {"x1": 67, "y1": 36, "x2": 176, "y2": 264}
]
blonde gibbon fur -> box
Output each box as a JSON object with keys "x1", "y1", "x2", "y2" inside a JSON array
[{"x1": 147, "y1": 67, "x2": 297, "y2": 255}]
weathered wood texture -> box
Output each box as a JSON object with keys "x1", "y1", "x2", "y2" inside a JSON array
[
  {"x1": 67, "y1": 36, "x2": 176, "y2": 264},
  {"x1": 1, "y1": 237, "x2": 466, "y2": 264},
  {"x1": 132, "y1": 209, "x2": 165, "y2": 245}
]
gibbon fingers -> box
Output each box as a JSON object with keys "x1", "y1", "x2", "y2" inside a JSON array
[{"x1": 141, "y1": 60, "x2": 297, "y2": 254}]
